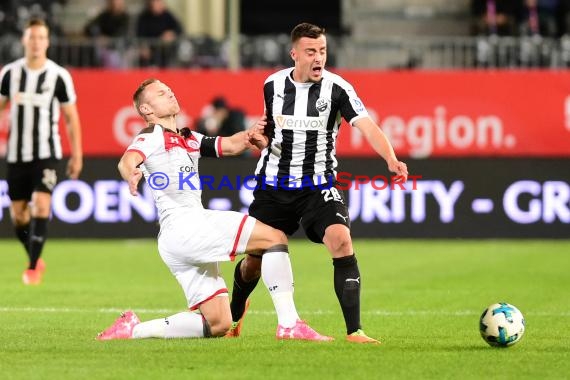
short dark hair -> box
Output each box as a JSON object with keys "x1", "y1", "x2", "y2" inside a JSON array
[
  {"x1": 133, "y1": 78, "x2": 158, "y2": 116},
  {"x1": 291, "y1": 23, "x2": 325, "y2": 44},
  {"x1": 212, "y1": 96, "x2": 227, "y2": 110},
  {"x1": 25, "y1": 18, "x2": 49, "y2": 33}
]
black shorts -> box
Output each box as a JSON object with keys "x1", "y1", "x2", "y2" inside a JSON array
[
  {"x1": 249, "y1": 182, "x2": 350, "y2": 244},
  {"x1": 6, "y1": 159, "x2": 62, "y2": 201}
]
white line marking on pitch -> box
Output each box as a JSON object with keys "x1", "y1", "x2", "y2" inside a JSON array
[{"x1": 0, "y1": 306, "x2": 568, "y2": 317}]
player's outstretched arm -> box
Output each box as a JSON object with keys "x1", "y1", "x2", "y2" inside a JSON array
[
  {"x1": 354, "y1": 117, "x2": 408, "y2": 182},
  {"x1": 118, "y1": 151, "x2": 144, "y2": 196}
]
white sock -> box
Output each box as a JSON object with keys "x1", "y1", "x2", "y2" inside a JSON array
[
  {"x1": 261, "y1": 250, "x2": 300, "y2": 328},
  {"x1": 132, "y1": 311, "x2": 205, "y2": 339}
]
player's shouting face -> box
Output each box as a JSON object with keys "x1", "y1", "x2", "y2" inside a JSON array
[{"x1": 290, "y1": 35, "x2": 327, "y2": 83}]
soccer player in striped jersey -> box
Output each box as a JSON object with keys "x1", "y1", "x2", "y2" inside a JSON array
[
  {"x1": 97, "y1": 79, "x2": 331, "y2": 341},
  {"x1": 0, "y1": 18, "x2": 83, "y2": 285},
  {"x1": 227, "y1": 23, "x2": 408, "y2": 344}
]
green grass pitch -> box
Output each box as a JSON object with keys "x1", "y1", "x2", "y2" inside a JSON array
[{"x1": 1, "y1": 239, "x2": 569, "y2": 379}]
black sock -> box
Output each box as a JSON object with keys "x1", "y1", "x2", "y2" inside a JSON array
[
  {"x1": 230, "y1": 257, "x2": 260, "y2": 322},
  {"x1": 15, "y1": 224, "x2": 31, "y2": 259},
  {"x1": 333, "y1": 254, "x2": 361, "y2": 335},
  {"x1": 28, "y1": 218, "x2": 48, "y2": 270}
]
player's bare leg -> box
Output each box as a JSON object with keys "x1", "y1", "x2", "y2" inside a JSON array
[{"x1": 198, "y1": 296, "x2": 232, "y2": 337}]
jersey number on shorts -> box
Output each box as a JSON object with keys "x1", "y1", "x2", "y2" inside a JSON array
[{"x1": 321, "y1": 187, "x2": 343, "y2": 203}]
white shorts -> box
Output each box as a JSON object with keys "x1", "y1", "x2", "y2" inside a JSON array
[
  {"x1": 172, "y1": 262, "x2": 229, "y2": 311},
  {"x1": 157, "y1": 208, "x2": 256, "y2": 309}
]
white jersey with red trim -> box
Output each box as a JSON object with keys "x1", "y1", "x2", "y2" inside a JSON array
[
  {"x1": 125, "y1": 124, "x2": 222, "y2": 222},
  {"x1": 123, "y1": 124, "x2": 257, "y2": 309}
]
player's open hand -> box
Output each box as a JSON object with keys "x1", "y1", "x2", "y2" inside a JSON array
[
  {"x1": 66, "y1": 156, "x2": 83, "y2": 179},
  {"x1": 129, "y1": 168, "x2": 143, "y2": 196},
  {"x1": 388, "y1": 159, "x2": 408, "y2": 182},
  {"x1": 246, "y1": 115, "x2": 269, "y2": 150}
]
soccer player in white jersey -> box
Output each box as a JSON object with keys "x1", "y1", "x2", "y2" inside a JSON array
[
  {"x1": 226, "y1": 23, "x2": 409, "y2": 344},
  {"x1": 96, "y1": 78, "x2": 331, "y2": 341},
  {"x1": 0, "y1": 18, "x2": 83, "y2": 285}
]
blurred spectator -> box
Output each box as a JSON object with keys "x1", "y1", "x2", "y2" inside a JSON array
[
  {"x1": 84, "y1": 0, "x2": 129, "y2": 39},
  {"x1": 520, "y1": 0, "x2": 562, "y2": 37},
  {"x1": 471, "y1": 0, "x2": 523, "y2": 36},
  {"x1": 471, "y1": 0, "x2": 523, "y2": 67},
  {"x1": 518, "y1": 0, "x2": 564, "y2": 67},
  {"x1": 196, "y1": 97, "x2": 246, "y2": 138},
  {"x1": 135, "y1": 0, "x2": 183, "y2": 67},
  {"x1": 84, "y1": 0, "x2": 130, "y2": 68}
]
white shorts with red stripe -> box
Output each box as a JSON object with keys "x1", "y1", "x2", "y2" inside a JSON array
[{"x1": 157, "y1": 208, "x2": 256, "y2": 309}]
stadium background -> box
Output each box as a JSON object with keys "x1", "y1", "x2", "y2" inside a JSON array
[{"x1": 0, "y1": 0, "x2": 569, "y2": 238}]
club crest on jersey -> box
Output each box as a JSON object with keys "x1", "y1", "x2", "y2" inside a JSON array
[
  {"x1": 316, "y1": 97, "x2": 329, "y2": 112},
  {"x1": 187, "y1": 139, "x2": 199, "y2": 149}
]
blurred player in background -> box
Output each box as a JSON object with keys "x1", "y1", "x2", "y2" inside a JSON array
[
  {"x1": 0, "y1": 18, "x2": 83, "y2": 285},
  {"x1": 227, "y1": 22, "x2": 408, "y2": 344},
  {"x1": 97, "y1": 78, "x2": 331, "y2": 341}
]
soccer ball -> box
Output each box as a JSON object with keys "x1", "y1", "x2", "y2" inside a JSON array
[{"x1": 479, "y1": 302, "x2": 525, "y2": 347}]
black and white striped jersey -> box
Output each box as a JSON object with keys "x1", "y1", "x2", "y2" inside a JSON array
[
  {"x1": 255, "y1": 67, "x2": 369, "y2": 188},
  {"x1": 0, "y1": 58, "x2": 77, "y2": 163}
]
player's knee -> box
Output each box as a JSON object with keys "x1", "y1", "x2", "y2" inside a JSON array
[
  {"x1": 30, "y1": 205, "x2": 51, "y2": 218},
  {"x1": 334, "y1": 239, "x2": 351, "y2": 255},
  {"x1": 11, "y1": 214, "x2": 29, "y2": 226},
  {"x1": 266, "y1": 228, "x2": 287, "y2": 246},
  {"x1": 11, "y1": 210, "x2": 30, "y2": 226},
  {"x1": 242, "y1": 255, "x2": 262, "y2": 281},
  {"x1": 248, "y1": 223, "x2": 287, "y2": 252},
  {"x1": 30, "y1": 194, "x2": 52, "y2": 217},
  {"x1": 325, "y1": 232, "x2": 352, "y2": 256}
]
